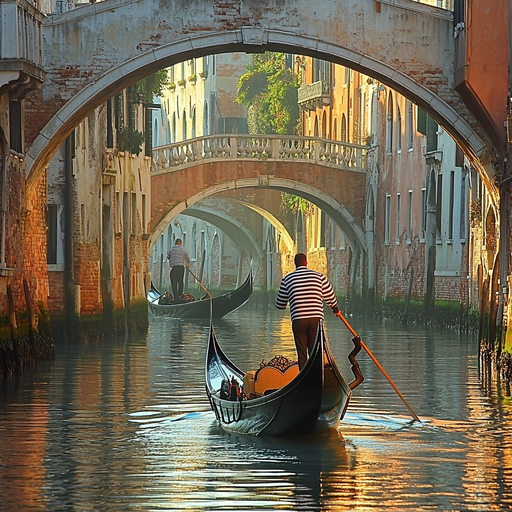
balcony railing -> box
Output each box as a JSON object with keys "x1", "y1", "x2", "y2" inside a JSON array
[
  {"x1": 153, "y1": 135, "x2": 368, "y2": 175},
  {"x1": 0, "y1": 0, "x2": 45, "y2": 93},
  {"x1": 297, "y1": 80, "x2": 330, "y2": 110}
]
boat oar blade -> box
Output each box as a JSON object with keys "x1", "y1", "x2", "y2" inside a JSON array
[{"x1": 335, "y1": 311, "x2": 421, "y2": 423}]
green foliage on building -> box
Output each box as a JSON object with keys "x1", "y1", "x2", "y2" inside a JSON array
[{"x1": 236, "y1": 52, "x2": 300, "y2": 135}]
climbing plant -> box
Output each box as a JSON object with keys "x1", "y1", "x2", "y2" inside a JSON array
[
  {"x1": 236, "y1": 52, "x2": 300, "y2": 135},
  {"x1": 134, "y1": 69, "x2": 170, "y2": 103},
  {"x1": 280, "y1": 193, "x2": 313, "y2": 218}
]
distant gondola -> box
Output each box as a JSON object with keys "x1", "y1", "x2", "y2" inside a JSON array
[
  {"x1": 146, "y1": 270, "x2": 252, "y2": 319},
  {"x1": 205, "y1": 319, "x2": 362, "y2": 436}
]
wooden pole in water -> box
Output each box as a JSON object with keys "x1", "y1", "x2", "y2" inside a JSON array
[
  {"x1": 7, "y1": 285, "x2": 20, "y2": 370},
  {"x1": 187, "y1": 266, "x2": 212, "y2": 298},
  {"x1": 23, "y1": 279, "x2": 36, "y2": 346},
  {"x1": 335, "y1": 311, "x2": 421, "y2": 422}
]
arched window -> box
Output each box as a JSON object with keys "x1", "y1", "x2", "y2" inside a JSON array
[
  {"x1": 171, "y1": 113, "x2": 176, "y2": 143},
  {"x1": 191, "y1": 107, "x2": 196, "y2": 139},
  {"x1": 203, "y1": 102, "x2": 209, "y2": 135},
  {"x1": 191, "y1": 223, "x2": 197, "y2": 260},
  {"x1": 397, "y1": 105, "x2": 402, "y2": 152},
  {"x1": 408, "y1": 101, "x2": 414, "y2": 149},
  {"x1": 333, "y1": 117, "x2": 338, "y2": 140},
  {"x1": 341, "y1": 115, "x2": 347, "y2": 142},
  {"x1": 153, "y1": 118, "x2": 159, "y2": 148},
  {"x1": 314, "y1": 117, "x2": 319, "y2": 137},
  {"x1": 182, "y1": 110, "x2": 187, "y2": 140},
  {"x1": 322, "y1": 112, "x2": 327, "y2": 139},
  {"x1": 386, "y1": 93, "x2": 394, "y2": 154}
]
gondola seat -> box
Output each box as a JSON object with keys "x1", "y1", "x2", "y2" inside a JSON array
[{"x1": 244, "y1": 355, "x2": 299, "y2": 398}]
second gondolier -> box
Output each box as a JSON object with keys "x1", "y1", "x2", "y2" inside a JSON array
[{"x1": 167, "y1": 239, "x2": 191, "y2": 300}]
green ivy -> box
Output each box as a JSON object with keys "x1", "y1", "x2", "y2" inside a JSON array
[
  {"x1": 117, "y1": 127, "x2": 145, "y2": 155},
  {"x1": 134, "y1": 69, "x2": 170, "y2": 103},
  {"x1": 280, "y1": 192, "x2": 313, "y2": 217},
  {"x1": 236, "y1": 53, "x2": 300, "y2": 135}
]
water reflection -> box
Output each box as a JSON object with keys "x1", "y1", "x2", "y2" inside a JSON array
[{"x1": 0, "y1": 304, "x2": 512, "y2": 510}]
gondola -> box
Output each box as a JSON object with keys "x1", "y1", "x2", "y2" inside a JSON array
[
  {"x1": 205, "y1": 319, "x2": 363, "y2": 436},
  {"x1": 146, "y1": 270, "x2": 252, "y2": 319}
]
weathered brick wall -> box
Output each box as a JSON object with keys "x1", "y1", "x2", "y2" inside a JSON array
[
  {"x1": 47, "y1": 271, "x2": 65, "y2": 311},
  {"x1": 75, "y1": 242, "x2": 102, "y2": 315},
  {"x1": 0, "y1": 153, "x2": 49, "y2": 318}
]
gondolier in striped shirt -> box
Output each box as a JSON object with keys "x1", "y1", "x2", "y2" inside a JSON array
[
  {"x1": 167, "y1": 238, "x2": 191, "y2": 300},
  {"x1": 276, "y1": 253, "x2": 341, "y2": 369}
]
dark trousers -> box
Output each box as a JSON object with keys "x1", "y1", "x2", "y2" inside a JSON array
[
  {"x1": 292, "y1": 317, "x2": 321, "y2": 370},
  {"x1": 170, "y1": 266, "x2": 185, "y2": 299}
]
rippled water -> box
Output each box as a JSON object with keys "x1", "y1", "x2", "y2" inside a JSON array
[{"x1": 1, "y1": 303, "x2": 512, "y2": 511}]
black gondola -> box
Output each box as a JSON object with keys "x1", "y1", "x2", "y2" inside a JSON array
[
  {"x1": 205, "y1": 319, "x2": 361, "y2": 436},
  {"x1": 146, "y1": 270, "x2": 252, "y2": 319}
]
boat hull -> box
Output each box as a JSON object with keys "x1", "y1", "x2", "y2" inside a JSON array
[
  {"x1": 147, "y1": 271, "x2": 252, "y2": 319},
  {"x1": 205, "y1": 320, "x2": 351, "y2": 436}
]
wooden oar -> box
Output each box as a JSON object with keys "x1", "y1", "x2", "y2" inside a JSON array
[
  {"x1": 186, "y1": 266, "x2": 212, "y2": 298},
  {"x1": 335, "y1": 311, "x2": 421, "y2": 422}
]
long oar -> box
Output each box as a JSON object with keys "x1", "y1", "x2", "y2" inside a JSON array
[
  {"x1": 336, "y1": 311, "x2": 421, "y2": 422},
  {"x1": 186, "y1": 266, "x2": 212, "y2": 298}
]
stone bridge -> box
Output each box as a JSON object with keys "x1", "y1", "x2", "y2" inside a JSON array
[
  {"x1": 150, "y1": 134, "x2": 369, "y2": 253},
  {"x1": 25, "y1": 0, "x2": 499, "y2": 198}
]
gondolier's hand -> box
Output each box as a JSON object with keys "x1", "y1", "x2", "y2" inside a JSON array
[{"x1": 332, "y1": 306, "x2": 341, "y2": 317}]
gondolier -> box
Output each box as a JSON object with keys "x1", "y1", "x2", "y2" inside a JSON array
[
  {"x1": 276, "y1": 253, "x2": 341, "y2": 369},
  {"x1": 167, "y1": 239, "x2": 191, "y2": 300}
]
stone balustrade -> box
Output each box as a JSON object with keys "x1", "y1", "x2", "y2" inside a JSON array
[{"x1": 152, "y1": 135, "x2": 368, "y2": 175}]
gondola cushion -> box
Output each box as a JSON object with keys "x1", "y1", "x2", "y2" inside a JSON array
[{"x1": 253, "y1": 363, "x2": 299, "y2": 396}]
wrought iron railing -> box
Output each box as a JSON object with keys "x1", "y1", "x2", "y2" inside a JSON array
[{"x1": 152, "y1": 135, "x2": 368, "y2": 174}]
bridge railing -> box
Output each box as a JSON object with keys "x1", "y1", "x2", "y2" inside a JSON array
[{"x1": 152, "y1": 135, "x2": 368, "y2": 174}]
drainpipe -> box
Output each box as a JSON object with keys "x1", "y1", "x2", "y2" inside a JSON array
[{"x1": 64, "y1": 136, "x2": 75, "y2": 325}]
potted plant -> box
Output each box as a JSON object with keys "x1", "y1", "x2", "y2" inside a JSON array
[
  {"x1": 188, "y1": 74, "x2": 197, "y2": 84},
  {"x1": 177, "y1": 78, "x2": 186, "y2": 87}
]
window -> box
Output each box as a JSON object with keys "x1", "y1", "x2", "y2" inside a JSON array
[
  {"x1": 182, "y1": 110, "x2": 187, "y2": 140},
  {"x1": 385, "y1": 195, "x2": 391, "y2": 245},
  {"x1": 386, "y1": 95, "x2": 393, "y2": 154},
  {"x1": 396, "y1": 193, "x2": 401, "y2": 244},
  {"x1": 131, "y1": 192, "x2": 137, "y2": 234},
  {"x1": 141, "y1": 194, "x2": 146, "y2": 234},
  {"x1": 115, "y1": 191, "x2": 121, "y2": 233},
  {"x1": 448, "y1": 170, "x2": 455, "y2": 241},
  {"x1": 80, "y1": 203, "x2": 85, "y2": 241},
  {"x1": 408, "y1": 102, "x2": 414, "y2": 150},
  {"x1": 9, "y1": 100, "x2": 22, "y2": 153},
  {"x1": 191, "y1": 107, "x2": 196, "y2": 138},
  {"x1": 204, "y1": 102, "x2": 209, "y2": 135},
  {"x1": 420, "y1": 188, "x2": 427, "y2": 240},
  {"x1": 397, "y1": 106, "x2": 402, "y2": 152},
  {"x1": 167, "y1": 224, "x2": 173, "y2": 251},
  {"x1": 191, "y1": 223, "x2": 197, "y2": 260},
  {"x1": 47, "y1": 205, "x2": 58, "y2": 264},
  {"x1": 460, "y1": 173, "x2": 467, "y2": 241},
  {"x1": 436, "y1": 173, "x2": 443, "y2": 240}
]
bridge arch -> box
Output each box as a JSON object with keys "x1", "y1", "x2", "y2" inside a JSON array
[
  {"x1": 149, "y1": 177, "x2": 366, "y2": 257},
  {"x1": 28, "y1": 2, "x2": 496, "y2": 194}
]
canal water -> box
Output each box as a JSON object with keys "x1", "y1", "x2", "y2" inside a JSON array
[{"x1": 1, "y1": 302, "x2": 512, "y2": 511}]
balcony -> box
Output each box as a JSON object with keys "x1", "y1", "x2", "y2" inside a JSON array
[
  {"x1": 297, "y1": 80, "x2": 330, "y2": 111},
  {"x1": 0, "y1": 0, "x2": 45, "y2": 97}
]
